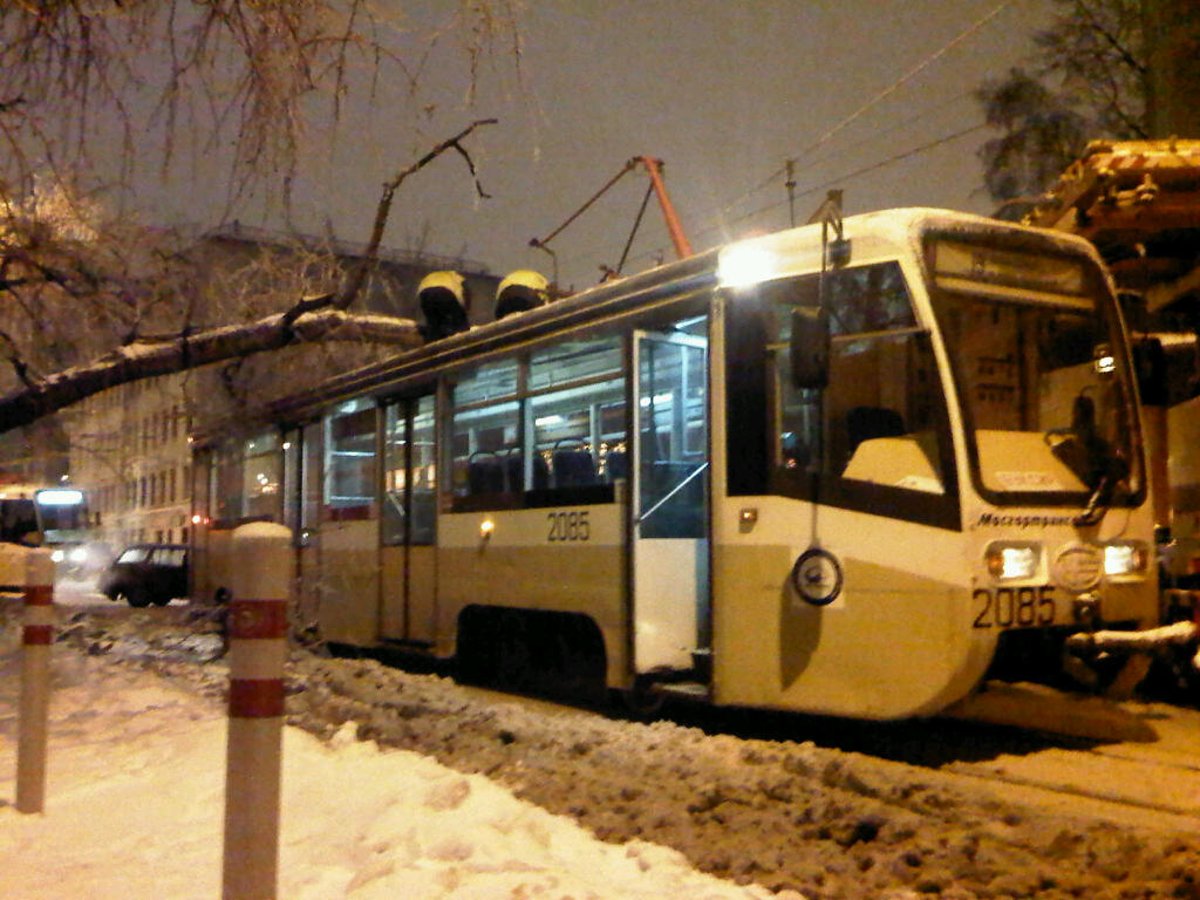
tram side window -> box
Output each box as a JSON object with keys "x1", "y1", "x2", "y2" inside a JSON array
[
  {"x1": 212, "y1": 440, "x2": 245, "y2": 525},
  {"x1": 727, "y1": 261, "x2": 956, "y2": 524},
  {"x1": 450, "y1": 357, "x2": 521, "y2": 502},
  {"x1": 529, "y1": 336, "x2": 626, "y2": 491},
  {"x1": 242, "y1": 432, "x2": 282, "y2": 521},
  {"x1": 209, "y1": 433, "x2": 283, "y2": 526},
  {"x1": 770, "y1": 263, "x2": 947, "y2": 494},
  {"x1": 325, "y1": 399, "x2": 377, "y2": 521},
  {"x1": 447, "y1": 335, "x2": 627, "y2": 511}
]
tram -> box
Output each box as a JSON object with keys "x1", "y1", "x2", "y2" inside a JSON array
[
  {"x1": 191, "y1": 208, "x2": 1157, "y2": 719},
  {"x1": 0, "y1": 482, "x2": 92, "y2": 590}
]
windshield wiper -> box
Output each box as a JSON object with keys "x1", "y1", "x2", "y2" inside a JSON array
[
  {"x1": 1074, "y1": 473, "x2": 1115, "y2": 527},
  {"x1": 1046, "y1": 394, "x2": 1129, "y2": 527}
]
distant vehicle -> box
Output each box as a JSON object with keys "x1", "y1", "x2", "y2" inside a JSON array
[
  {"x1": 0, "y1": 483, "x2": 94, "y2": 590},
  {"x1": 99, "y1": 544, "x2": 189, "y2": 607}
]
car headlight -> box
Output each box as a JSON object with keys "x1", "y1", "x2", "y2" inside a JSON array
[
  {"x1": 50, "y1": 549, "x2": 65, "y2": 563},
  {"x1": 985, "y1": 541, "x2": 1042, "y2": 581},
  {"x1": 68, "y1": 546, "x2": 89, "y2": 564}
]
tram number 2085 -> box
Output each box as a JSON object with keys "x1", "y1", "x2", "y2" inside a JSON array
[
  {"x1": 547, "y1": 510, "x2": 590, "y2": 542},
  {"x1": 972, "y1": 586, "x2": 1056, "y2": 629}
]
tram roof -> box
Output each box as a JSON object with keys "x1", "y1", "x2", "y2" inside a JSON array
[{"x1": 227, "y1": 208, "x2": 1101, "y2": 433}]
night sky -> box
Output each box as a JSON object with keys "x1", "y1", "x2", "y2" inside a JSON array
[{"x1": 136, "y1": 0, "x2": 1054, "y2": 291}]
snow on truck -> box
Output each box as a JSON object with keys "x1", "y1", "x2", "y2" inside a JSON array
[{"x1": 1023, "y1": 138, "x2": 1200, "y2": 688}]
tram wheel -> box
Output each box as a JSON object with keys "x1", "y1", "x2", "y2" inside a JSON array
[{"x1": 621, "y1": 676, "x2": 665, "y2": 719}]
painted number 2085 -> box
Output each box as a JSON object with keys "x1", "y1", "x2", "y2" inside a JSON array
[
  {"x1": 547, "y1": 510, "x2": 590, "y2": 542},
  {"x1": 972, "y1": 586, "x2": 1056, "y2": 629}
]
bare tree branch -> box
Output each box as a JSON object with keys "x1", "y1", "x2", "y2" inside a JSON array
[{"x1": 335, "y1": 117, "x2": 498, "y2": 309}]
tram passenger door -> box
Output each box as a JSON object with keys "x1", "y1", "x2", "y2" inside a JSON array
[
  {"x1": 380, "y1": 394, "x2": 438, "y2": 643},
  {"x1": 632, "y1": 330, "x2": 710, "y2": 674}
]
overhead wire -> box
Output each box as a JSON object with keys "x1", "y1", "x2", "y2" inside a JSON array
[
  {"x1": 674, "y1": 122, "x2": 989, "y2": 253},
  {"x1": 716, "y1": 0, "x2": 1016, "y2": 222},
  {"x1": 609, "y1": 119, "x2": 990, "y2": 276},
  {"x1": 549, "y1": 1, "x2": 1017, "y2": 283}
]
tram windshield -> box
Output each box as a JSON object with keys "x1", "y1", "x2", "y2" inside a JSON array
[
  {"x1": 925, "y1": 237, "x2": 1142, "y2": 506},
  {"x1": 0, "y1": 488, "x2": 88, "y2": 545},
  {"x1": 34, "y1": 489, "x2": 90, "y2": 542}
]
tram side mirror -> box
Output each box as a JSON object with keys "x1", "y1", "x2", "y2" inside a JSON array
[{"x1": 790, "y1": 306, "x2": 831, "y2": 389}]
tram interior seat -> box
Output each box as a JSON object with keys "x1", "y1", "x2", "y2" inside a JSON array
[
  {"x1": 605, "y1": 450, "x2": 628, "y2": 482},
  {"x1": 506, "y1": 452, "x2": 549, "y2": 491},
  {"x1": 553, "y1": 449, "x2": 596, "y2": 487},
  {"x1": 468, "y1": 454, "x2": 506, "y2": 494}
]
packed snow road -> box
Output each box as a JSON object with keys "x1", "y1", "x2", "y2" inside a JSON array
[{"x1": 8, "y1": 601, "x2": 1200, "y2": 898}]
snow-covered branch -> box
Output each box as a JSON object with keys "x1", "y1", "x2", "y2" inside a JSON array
[{"x1": 0, "y1": 306, "x2": 420, "y2": 433}]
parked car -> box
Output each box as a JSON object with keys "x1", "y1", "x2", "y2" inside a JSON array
[{"x1": 99, "y1": 543, "x2": 189, "y2": 607}]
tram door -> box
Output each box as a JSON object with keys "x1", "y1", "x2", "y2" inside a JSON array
[
  {"x1": 631, "y1": 329, "x2": 710, "y2": 673},
  {"x1": 380, "y1": 394, "x2": 438, "y2": 643}
]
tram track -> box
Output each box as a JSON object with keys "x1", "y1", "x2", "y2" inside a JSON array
[{"x1": 940, "y1": 748, "x2": 1200, "y2": 829}]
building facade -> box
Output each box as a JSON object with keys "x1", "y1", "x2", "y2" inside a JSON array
[{"x1": 67, "y1": 226, "x2": 498, "y2": 553}]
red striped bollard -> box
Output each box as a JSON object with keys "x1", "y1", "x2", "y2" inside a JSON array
[
  {"x1": 222, "y1": 522, "x2": 292, "y2": 900},
  {"x1": 17, "y1": 548, "x2": 54, "y2": 814}
]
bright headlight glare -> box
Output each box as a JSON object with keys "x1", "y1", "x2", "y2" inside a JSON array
[
  {"x1": 50, "y1": 549, "x2": 65, "y2": 563},
  {"x1": 37, "y1": 489, "x2": 83, "y2": 506},
  {"x1": 68, "y1": 546, "x2": 88, "y2": 564},
  {"x1": 718, "y1": 243, "x2": 779, "y2": 288},
  {"x1": 985, "y1": 543, "x2": 1040, "y2": 580},
  {"x1": 1104, "y1": 542, "x2": 1147, "y2": 576}
]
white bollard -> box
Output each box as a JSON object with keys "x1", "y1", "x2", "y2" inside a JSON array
[
  {"x1": 17, "y1": 548, "x2": 54, "y2": 814},
  {"x1": 222, "y1": 522, "x2": 292, "y2": 900}
]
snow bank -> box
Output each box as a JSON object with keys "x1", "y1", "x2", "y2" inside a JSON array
[{"x1": 0, "y1": 653, "x2": 788, "y2": 899}]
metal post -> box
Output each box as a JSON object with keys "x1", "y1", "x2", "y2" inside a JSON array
[
  {"x1": 17, "y1": 548, "x2": 54, "y2": 814},
  {"x1": 222, "y1": 522, "x2": 292, "y2": 900}
]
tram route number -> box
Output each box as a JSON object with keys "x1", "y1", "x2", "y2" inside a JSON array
[
  {"x1": 972, "y1": 586, "x2": 1056, "y2": 629},
  {"x1": 547, "y1": 510, "x2": 590, "y2": 542}
]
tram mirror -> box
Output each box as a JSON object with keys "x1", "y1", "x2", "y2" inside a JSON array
[{"x1": 790, "y1": 305, "x2": 830, "y2": 389}]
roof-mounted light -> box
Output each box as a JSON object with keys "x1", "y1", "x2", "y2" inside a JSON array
[{"x1": 718, "y1": 242, "x2": 781, "y2": 289}]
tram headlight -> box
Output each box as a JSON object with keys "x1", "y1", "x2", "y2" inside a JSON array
[
  {"x1": 1103, "y1": 541, "x2": 1149, "y2": 577},
  {"x1": 985, "y1": 542, "x2": 1041, "y2": 581},
  {"x1": 718, "y1": 242, "x2": 780, "y2": 288}
]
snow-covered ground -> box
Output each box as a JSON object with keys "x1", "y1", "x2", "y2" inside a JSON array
[
  {"x1": 0, "y1": 632, "x2": 783, "y2": 899},
  {"x1": 3, "y1": 598, "x2": 1200, "y2": 899}
]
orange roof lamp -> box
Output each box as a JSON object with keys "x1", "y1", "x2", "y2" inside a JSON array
[{"x1": 529, "y1": 156, "x2": 693, "y2": 288}]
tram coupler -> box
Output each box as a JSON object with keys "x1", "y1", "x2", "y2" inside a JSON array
[{"x1": 1064, "y1": 618, "x2": 1200, "y2": 698}]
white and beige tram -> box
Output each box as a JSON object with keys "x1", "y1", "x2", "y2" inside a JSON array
[{"x1": 191, "y1": 208, "x2": 1157, "y2": 719}]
